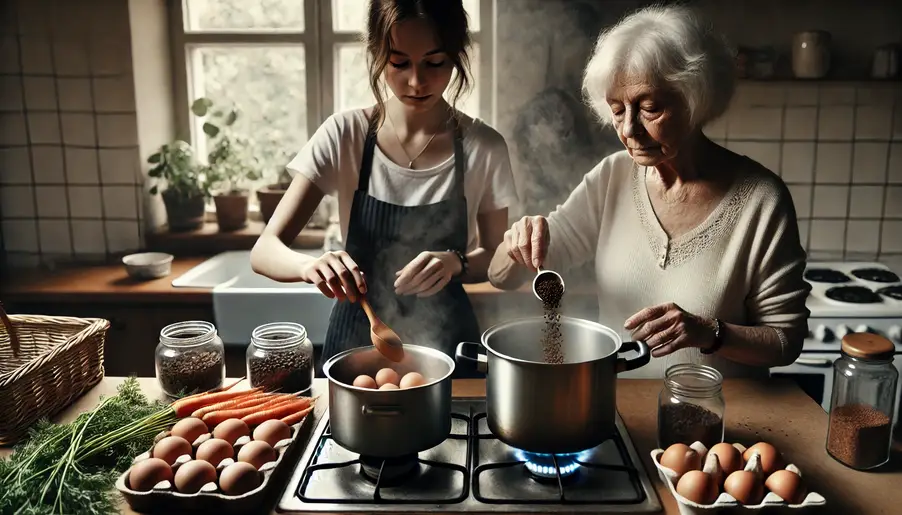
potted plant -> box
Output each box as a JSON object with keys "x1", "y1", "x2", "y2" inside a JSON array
[
  {"x1": 147, "y1": 140, "x2": 210, "y2": 232},
  {"x1": 191, "y1": 98, "x2": 261, "y2": 232},
  {"x1": 257, "y1": 167, "x2": 293, "y2": 224}
]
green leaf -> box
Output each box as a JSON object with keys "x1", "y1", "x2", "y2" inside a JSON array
[
  {"x1": 225, "y1": 110, "x2": 238, "y2": 126},
  {"x1": 147, "y1": 153, "x2": 161, "y2": 164},
  {"x1": 191, "y1": 97, "x2": 213, "y2": 117},
  {"x1": 147, "y1": 165, "x2": 163, "y2": 178},
  {"x1": 202, "y1": 122, "x2": 220, "y2": 138},
  {"x1": 149, "y1": 185, "x2": 158, "y2": 195}
]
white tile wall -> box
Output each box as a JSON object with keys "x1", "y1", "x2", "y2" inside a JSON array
[
  {"x1": 0, "y1": 0, "x2": 142, "y2": 264},
  {"x1": 721, "y1": 81, "x2": 901, "y2": 258}
]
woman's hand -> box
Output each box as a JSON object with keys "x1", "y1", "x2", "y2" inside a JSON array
[
  {"x1": 300, "y1": 251, "x2": 366, "y2": 302},
  {"x1": 394, "y1": 251, "x2": 462, "y2": 297},
  {"x1": 504, "y1": 216, "x2": 549, "y2": 272},
  {"x1": 624, "y1": 303, "x2": 716, "y2": 358}
]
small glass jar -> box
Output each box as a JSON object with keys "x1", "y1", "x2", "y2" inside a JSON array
[
  {"x1": 247, "y1": 322, "x2": 314, "y2": 394},
  {"x1": 657, "y1": 363, "x2": 725, "y2": 449},
  {"x1": 826, "y1": 333, "x2": 898, "y2": 470},
  {"x1": 155, "y1": 321, "x2": 225, "y2": 398}
]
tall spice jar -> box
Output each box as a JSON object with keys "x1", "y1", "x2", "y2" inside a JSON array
[
  {"x1": 155, "y1": 321, "x2": 225, "y2": 397},
  {"x1": 657, "y1": 363, "x2": 725, "y2": 449},
  {"x1": 247, "y1": 322, "x2": 314, "y2": 394},
  {"x1": 826, "y1": 333, "x2": 898, "y2": 470}
]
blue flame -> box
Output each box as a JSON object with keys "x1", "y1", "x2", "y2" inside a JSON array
[{"x1": 513, "y1": 448, "x2": 595, "y2": 479}]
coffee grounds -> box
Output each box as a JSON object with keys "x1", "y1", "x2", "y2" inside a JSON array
[
  {"x1": 658, "y1": 402, "x2": 724, "y2": 448},
  {"x1": 535, "y1": 273, "x2": 564, "y2": 364},
  {"x1": 249, "y1": 347, "x2": 313, "y2": 394},
  {"x1": 826, "y1": 404, "x2": 892, "y2": 469},
  {"x1": 158, "y1": 350, "x2": 223, "y2": 397}
]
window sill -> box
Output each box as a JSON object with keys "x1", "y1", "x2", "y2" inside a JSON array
[{"x1": 146, "y1": 222, "x2": 326, "y2": 256}]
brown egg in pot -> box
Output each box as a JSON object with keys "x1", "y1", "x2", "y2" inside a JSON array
[
  {"x1": 375, "y1": 368, "x2": 400, "y2": 387},
  {"x1": 399, "y1": 372, "x2": 427, "y2": 389}
]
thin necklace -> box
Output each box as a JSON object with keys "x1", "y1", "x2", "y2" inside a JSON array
[{"x1": 386, "y1": 108, "x2": 442, "y2": 168}]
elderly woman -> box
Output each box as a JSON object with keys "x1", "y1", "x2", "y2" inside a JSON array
[{"x1": 488, "y1": 5, "x2": 811, "y2": 378}]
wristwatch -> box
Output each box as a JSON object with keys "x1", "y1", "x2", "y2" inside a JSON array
[
  {"x1": 700, "y1": 318, "x2": 723, "y2": 355},
  {"x1": 447, "y1": 249, "x2": 468, "y2": 277}
]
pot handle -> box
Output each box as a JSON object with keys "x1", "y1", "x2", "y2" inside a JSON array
[
  {"x1": 616, "y1": 340, "x2": 650, "y2": 373},
  {"x1": 362, "y1": 405, "x2": 402, "y2": 416},
  {"x1": 455, "y1": 341, "x2": 488, "y2": 373}
]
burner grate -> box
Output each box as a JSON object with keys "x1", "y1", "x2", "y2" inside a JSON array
[
  {"x1": 295, "y1": 412, "x2": 470, "y2": 504},
  {"x1": 471, "y1": 413, "x2": 646, "y2": 505}
]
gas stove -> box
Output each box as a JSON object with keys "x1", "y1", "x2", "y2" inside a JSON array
[{"x1": 277, "y1": 399, "x2": 662, "y2": 513}]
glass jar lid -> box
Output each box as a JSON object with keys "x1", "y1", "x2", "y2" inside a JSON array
[
  {"x1": 841, "y1": 333, "x2": 894, "y2": 361},
  {"x1": 252, "y1": 322, "x2": 308, "y2": 350},
  {"x1": 664, "y1": 363, "x2": 723, "y2": 398}
]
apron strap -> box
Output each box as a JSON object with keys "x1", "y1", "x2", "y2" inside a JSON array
[
  {"x1": 357, "y1": 128, "x2": 378, "y2": 193},
  {"x1": 452, "y1": 123, "x2": 465, "y2": 198}
]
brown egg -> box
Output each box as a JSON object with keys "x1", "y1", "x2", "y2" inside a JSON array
[
  {"x1": 152, "y1": 436, "x2": 193, "y2": 465},
  {"x1": 237, "y1": 440, "x2": 277, "y2": 470},
  {"x1": 676, "y1": 470, "x2": 719, "y2": 505},
  {"x1": 743, "y1": 442, "x2": 784, "y2": 475},
  {"x1": 724, "y1": 470, "x2": 764, "y2": 505},
  {"x1": 195, "y1": 438, "x2": 234, "y2": 466},
  {"x1": 399, "y1": 372, "x2": 427, "y2": 389},
  {"x1": 659, "y1": 443, "x2": 701, "y2": 476},
  {"x1": 352, "y1": 374, "x2": 378, "y2": 389},
  {"x1": 709, "y1": 442, "x2": 744, "y2": 477},
  {"x1": 213, "y1": 418, "x2": 250, "y2": 445},
  {"x1": 379, "y1": 382, "x2": 399, "y2": 390},
  {"x1": 174, "y1": 460, "x2": 217, "y2": 494},
  {"x1": 127, "y1": 458, "x2": 173, "y2": 492},
  {"x1": 219, "y1": 461, "x2": 262, "y2": 496},
  {"x1": 253, "y1": 419, "x2": 291, "y2": 447},
  {"x1": 374, "y1": 368, "x2": 400, "y2": 387},
  {"x1": 170, "y1": 417, "x2": 208, "y2": 444},
  {"x1": 765, "y1": 469, "x2": 806, "y2": 504}
]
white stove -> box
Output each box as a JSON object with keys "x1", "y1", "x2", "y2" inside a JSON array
[{"x1": 771, "y1": 261, "x2": 902, "y2": 433}]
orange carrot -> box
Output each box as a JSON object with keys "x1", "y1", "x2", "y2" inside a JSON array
[
  {"x1": 190, "y1": 392, "x2": 282, "y2": 419},
  {"x1": 280, "y1": 406, "x2": 314, "y2": 426},
  {"x1": 175, "y1": 377, "x2": 246, "y2": 403},
  {"x1": 202, "y1": 396, "x2": 308, "y2": 427},
  {"x1": 242, "y1": 399, "x2": 315, "y2": 426},
  {"x1": 171, "y1": 387, "x2": 263, "y2": 418}
]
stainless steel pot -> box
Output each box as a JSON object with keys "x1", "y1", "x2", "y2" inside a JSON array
[
  {"x1": 456, "y1": 316, "x2": 649, "y2": 454},
  {"x1": 323, "y1": 344, "x2": 454, "y2": 457}
]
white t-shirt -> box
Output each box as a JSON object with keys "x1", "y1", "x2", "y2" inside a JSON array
[{"x1": 286, "y1": 108, "x2": 518, "y2": 253}]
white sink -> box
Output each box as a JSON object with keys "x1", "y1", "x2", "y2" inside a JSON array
[{"x1": 171, "y1": 250, "x2": 336, "y2": 347}]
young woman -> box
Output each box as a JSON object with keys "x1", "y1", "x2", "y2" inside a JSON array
[{"x1": 250, "y1": 0, "x2": 517, "y2": 376}]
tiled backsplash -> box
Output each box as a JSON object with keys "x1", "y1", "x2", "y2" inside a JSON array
[
  {"x1": 0, "y1": 0, "x2": 143, "y2": 268},
  {"x1": 704, "y1": 82, "x2": 902, "y2": 259}
]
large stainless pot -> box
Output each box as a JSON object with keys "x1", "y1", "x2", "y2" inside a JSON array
[
  {"x1": 456, "y1": 316, "x2": 649, "y2": 454},
  {"x1": 323, "y1": 344, "x2": 454, "y2": 457}
]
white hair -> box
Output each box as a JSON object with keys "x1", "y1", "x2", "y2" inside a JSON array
[{"x1": 582, "y1": 4, "x2": 736, "y2": 130}]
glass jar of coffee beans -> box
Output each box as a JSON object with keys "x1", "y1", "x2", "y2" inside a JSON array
[
  {"x1": 657, "y1": 363, "x2": 725, "y2": 449},
  {"x1": 155, "y1": 321, "x2": 225, "y2": 398},
  {"x1": 247, "y1": 322, "x2": 314, "y2": 394}
]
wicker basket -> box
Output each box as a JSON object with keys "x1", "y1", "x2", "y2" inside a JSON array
[{"x1": 0, "y1": 301, "x2": 109, "y2": 445}]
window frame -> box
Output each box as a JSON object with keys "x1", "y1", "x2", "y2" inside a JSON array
[{"x1": 168, "y1": 0, "x2": 496, "y2": 215}]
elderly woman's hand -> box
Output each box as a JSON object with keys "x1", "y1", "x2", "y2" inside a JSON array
[
  {"x1": 504, "y1": 216, "x2": 550, "y2": 272},
  {"x1": 624, "y1": 303, "x2": 716, "y2": 357}
]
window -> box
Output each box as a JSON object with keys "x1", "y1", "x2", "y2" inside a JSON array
[{"x1": 170, "y1": 0, "x2": 494, "y2": 212}]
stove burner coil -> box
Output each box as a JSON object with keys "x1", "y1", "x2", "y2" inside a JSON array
[
  {"x1": 877, "y1": 285, "x2": 902, "y2": 301},
  {"x1": 804, "y1": 268, "x2": 851, "y2": 284},
  {"x1": 825, "y1": 286, "x2": 883, "y2": 304},
  {"x1": 851, "y1": 268, "x2": 901, "y2": 283}
]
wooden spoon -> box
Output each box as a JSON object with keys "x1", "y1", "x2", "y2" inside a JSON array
[{"x1": 358, "y1": 295, "x2": 405, "y2": 362}]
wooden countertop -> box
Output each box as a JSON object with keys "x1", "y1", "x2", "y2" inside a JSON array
[
  {"x1": 3, "y1": 377, "x2": 900, "y2": 514},
  {"x1": 0, "y1": 257, "x2": 580, "y2": 304}
]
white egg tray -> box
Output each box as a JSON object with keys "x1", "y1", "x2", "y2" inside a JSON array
[
  {"x1": 115, "y1": 412, "x2": 315, "y2": 514},
  {"x1": 651, "y1": 442, "x2": 826, "y2": 514}
]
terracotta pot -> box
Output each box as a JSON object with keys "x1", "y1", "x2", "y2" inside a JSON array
[
  {"x1": 257, "y1": 185, "x2": 287, "y2": 224},
  {"x1": 214, "y1": 193, "x2": 249, "y2": 232},
  {"x1": 161, "y1": 190, "x2": 205, "y2": 232}
]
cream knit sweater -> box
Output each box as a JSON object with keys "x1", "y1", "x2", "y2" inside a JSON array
[{"x1": 544, "y1": 150, "x2": 810, "y2": 379}]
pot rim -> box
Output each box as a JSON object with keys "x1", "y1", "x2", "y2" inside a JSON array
[
  {"x1": 323, "y1": 344, "x2": 455, "y2": 392},
  {"x1": 480, "y1": 316, "x2": 625, "y2": 366}
]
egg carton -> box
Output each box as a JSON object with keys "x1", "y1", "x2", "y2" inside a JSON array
[
  {"x1": 651, "y1": 442, "x2": 826, "y2": 514},
  {"x1": 115, "y1": 412, "x2": 314, "y2": 514}
]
